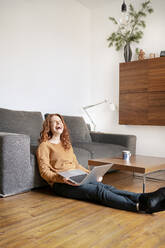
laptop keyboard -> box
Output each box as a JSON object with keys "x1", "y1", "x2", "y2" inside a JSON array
[{"x1": 70, "y1": 174, "x2": 87, "y2": 183}]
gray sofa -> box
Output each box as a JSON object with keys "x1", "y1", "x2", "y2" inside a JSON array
[{"x1": 0, "y1": 108, "x2": 136, "y2": 197}]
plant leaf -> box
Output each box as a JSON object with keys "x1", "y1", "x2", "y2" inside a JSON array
[{"x1": 109, "y1": 17, "x2": 118, "y2": 25}]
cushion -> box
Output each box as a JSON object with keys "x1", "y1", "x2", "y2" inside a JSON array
[
  {"x1": 63, "y1": 116, "x2": 92, "y2": 143},
  {"x1": 0, "y1": 108, "x2": 43, "y2": 145},
  {"x1": 44, "y1": 114, "x2": 92, "y2": 144},
  {"x1": 73, "y1": 142, "x2": 126, "y2": 159}
]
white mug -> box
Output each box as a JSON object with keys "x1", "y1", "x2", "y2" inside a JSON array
[{"x1": 122, "y1": 150, "x2": 131, "y2": 161}]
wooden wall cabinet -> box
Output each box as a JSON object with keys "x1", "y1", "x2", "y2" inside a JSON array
[{"x1": 119, "y1": 57, "x2": 165, "y2": 125}]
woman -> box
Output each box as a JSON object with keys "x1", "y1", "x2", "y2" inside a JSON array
[{"x1": 36, "y1": 114, "x2": 165, "y2": 214}]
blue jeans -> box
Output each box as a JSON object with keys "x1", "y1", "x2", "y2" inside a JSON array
[{"x1": 53, "y1": 182, "x2": 141, "y2": 212}]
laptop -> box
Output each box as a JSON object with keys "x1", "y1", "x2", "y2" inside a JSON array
[{"x1": 58, "y1": 164, "x2": 113, "y2": 185}]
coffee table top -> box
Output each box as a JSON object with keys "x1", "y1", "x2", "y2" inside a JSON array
[{"x1": 88, "y1": 155, "x2": 165, "y2": 174}]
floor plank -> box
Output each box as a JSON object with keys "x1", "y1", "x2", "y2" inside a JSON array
[{"x1": 0, "y1": 171, "x2": 165, "y2": 248}]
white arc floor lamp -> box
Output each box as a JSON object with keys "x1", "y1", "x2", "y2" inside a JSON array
[{"x1": 82, "y1": 99, "x2": 116, "y2": 131}]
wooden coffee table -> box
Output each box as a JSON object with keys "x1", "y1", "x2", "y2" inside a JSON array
[{"x1": 88, "y1": 155, "x2": 165, "y2": 192}]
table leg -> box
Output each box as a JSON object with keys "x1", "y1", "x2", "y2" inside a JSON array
[{"x1": 143, "y1": 174, "x2": 146, "y2": 193}]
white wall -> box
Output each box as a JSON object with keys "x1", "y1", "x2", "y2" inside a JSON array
[
  {"x1": 1, "y1": 0, "x2": 165, "y2": 157},
  {"x1": 0, "y1": 0, "x2": 91, "y2": 116},
  {"x1": 90, "y1": 0, "x2": 165, "y2": 157}
]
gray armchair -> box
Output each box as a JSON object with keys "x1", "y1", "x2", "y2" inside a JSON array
[{"x1": 0, "y1": 108, "x2": 136, "y2": 197}]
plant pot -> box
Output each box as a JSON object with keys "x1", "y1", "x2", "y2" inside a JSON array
[{"x1": 124, "y1": 43, "x2": 132, "y2": 62}]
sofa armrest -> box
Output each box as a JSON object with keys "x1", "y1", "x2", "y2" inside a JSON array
[
  {"x1": 0, "y1": 132, "x2": 31, "y2": 197},
  {"x1": 90, "y1": 132, "x2": 136, "y2": 154}
]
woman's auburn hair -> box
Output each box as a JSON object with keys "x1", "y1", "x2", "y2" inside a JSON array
[{"x1": 39, "y1": 114, "x2": 71, "y2": 150}]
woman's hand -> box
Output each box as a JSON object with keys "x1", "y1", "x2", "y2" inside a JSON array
[
  {"x1": 62, "y1": 178, "x2": 78, "y2": 186},
  {"x1": 97, "y1": 176, "x2": 103, "y2": 182}
]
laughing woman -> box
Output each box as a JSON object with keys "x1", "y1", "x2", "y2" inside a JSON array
[{"x1": 36, "y1": 114, "x2": 165, "y2": 214}]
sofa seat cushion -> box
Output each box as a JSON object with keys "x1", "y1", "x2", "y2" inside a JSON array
[{"x1": 73, "y1": 142, "x2": 126, "y2": 159}]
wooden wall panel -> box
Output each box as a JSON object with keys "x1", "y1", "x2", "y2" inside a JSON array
[
  {"x1": 119, "y1": 93, "x2": 148, "y2": 125},
  {"x1": 120, "y1": 60, "x2": 148, "y2": 93},
  {"x1": 119, "y1": 57, "x2": 165, "y2": 125},
  {"x1": 148, "y1": 92, "x2": 165, "y2": 125},
  {"x1": 148, "y1": 57, "x2": 165, "y2": 92}
]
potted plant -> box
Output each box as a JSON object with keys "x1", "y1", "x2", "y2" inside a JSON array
[{"x1": 107, "y1": 0, "x2": 153, "y2": 62}]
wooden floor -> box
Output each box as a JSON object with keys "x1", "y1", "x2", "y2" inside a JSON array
[{"x1": 1, "y1": 171, "x2": 165, "y2": 248}]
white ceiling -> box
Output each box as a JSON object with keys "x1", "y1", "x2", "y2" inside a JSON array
[{"x1": 76, "y1": 0, "x2": 114, "y2": 10}]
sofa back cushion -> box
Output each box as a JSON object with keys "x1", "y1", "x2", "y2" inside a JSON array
[
  {"x1": 44, "y1": 114, "x2": 92, "y2": 143},
  {"x1": 0, "y1": 108, "x2": 43, "y2": 145},
  {"x1": 63, "y1": 116, "x2": 92, "y2": 143}
]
